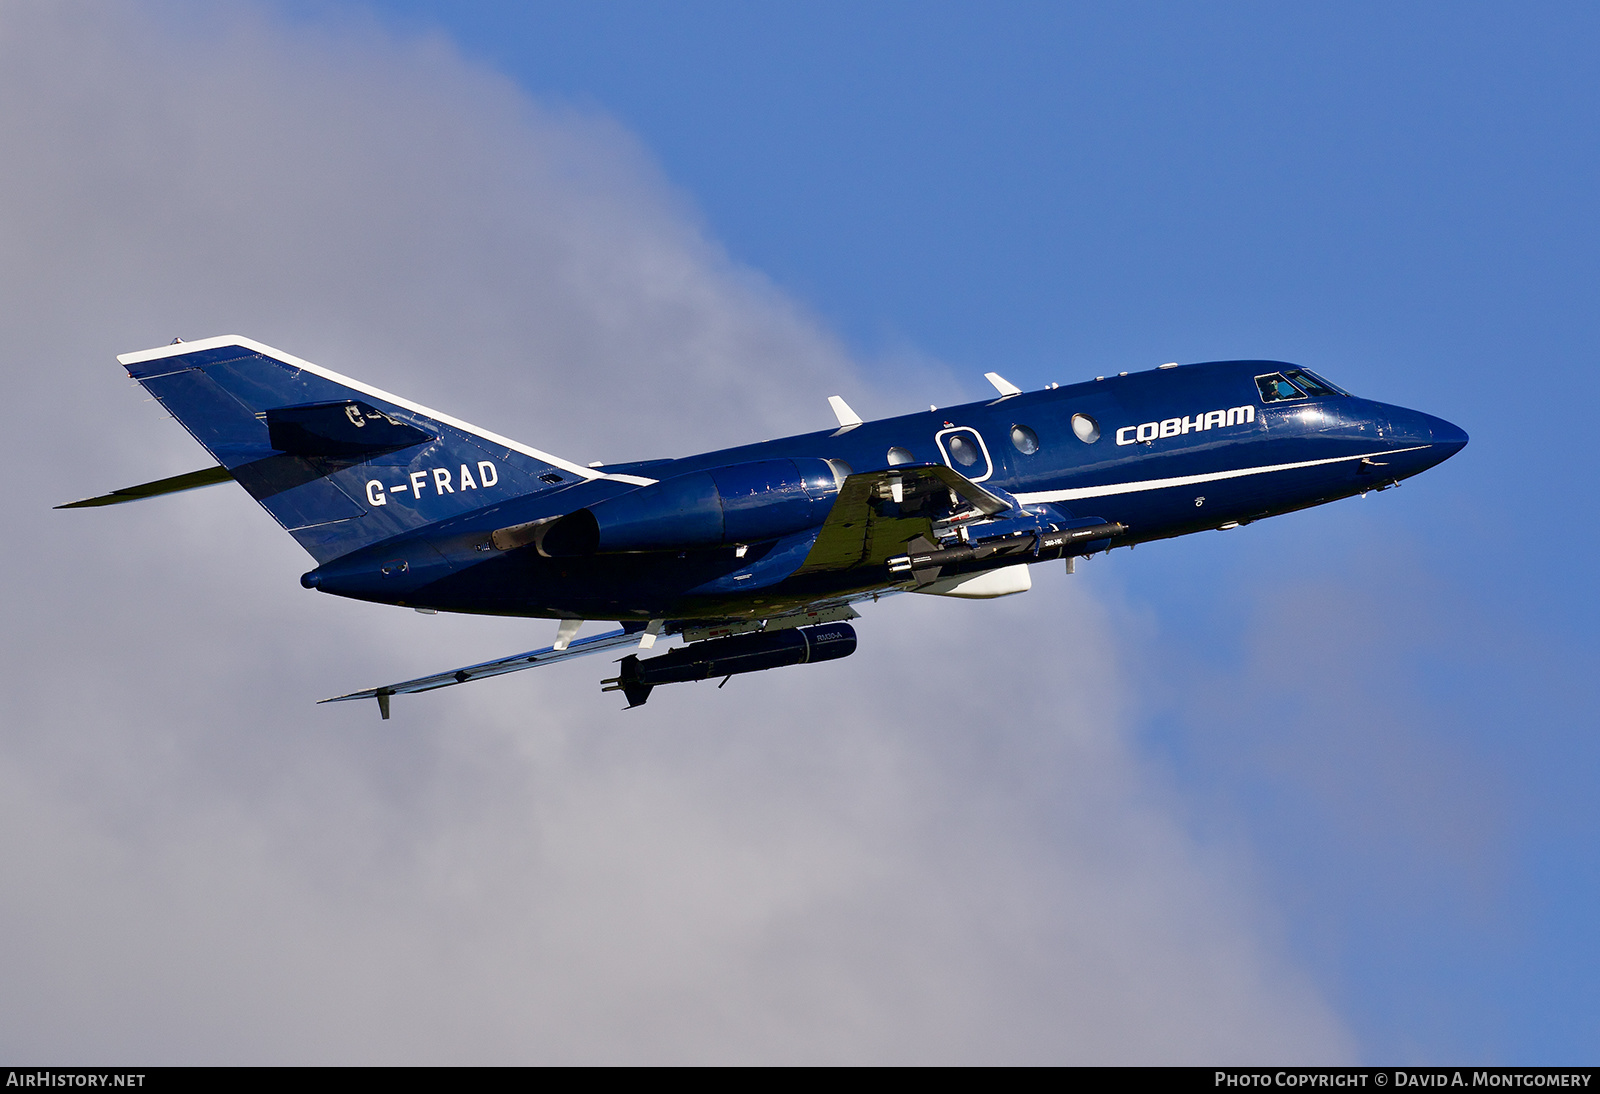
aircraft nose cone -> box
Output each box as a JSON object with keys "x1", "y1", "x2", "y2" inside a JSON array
[
  {"x1": 1381, "y1": 406, "x2": 1467, "y2": 476},
  {"x1": 1427, "y1": 414, "x2": 1469, "y2": 455}
]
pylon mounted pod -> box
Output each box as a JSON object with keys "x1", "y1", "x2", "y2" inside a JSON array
[{"x1": 602, "y1": 623, "x2": 858, "y2": 707}]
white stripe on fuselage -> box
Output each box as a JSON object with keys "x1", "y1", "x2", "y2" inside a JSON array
[{"x1": 1012, "y1": 446, "x2": 1430, "y2": 505}]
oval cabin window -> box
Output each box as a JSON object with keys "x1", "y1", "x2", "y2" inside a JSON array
[{"x1": 946, "y1": 435, "x2": 981, "y2": 467}]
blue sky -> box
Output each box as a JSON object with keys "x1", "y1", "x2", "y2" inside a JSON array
[
  {"x1": 284, "y1": 1, "x2": 1598, "y2": 1060},
  {"x1": 318, "y1": 1, "x2": 1598, "y2": 596},
  {"x1": 2, "y1": 0, "x2": 1595, "y2": 1063}
]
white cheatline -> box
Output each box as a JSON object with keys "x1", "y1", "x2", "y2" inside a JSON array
[
  {"x1": 116, "y1": 336, "x2": 657, "y2": 486},
  {"x1": 1013, "y1": 446, "x2": 1430, "y2": 505}
]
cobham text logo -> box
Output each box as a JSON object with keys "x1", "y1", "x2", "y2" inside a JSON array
[{"x1": 1116, "y1": 405, "x2": 1255, "y2": 446}]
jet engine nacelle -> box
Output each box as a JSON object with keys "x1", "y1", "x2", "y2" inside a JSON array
[{"x1": 537, "y1": 458, "x2": 847, "y2": 556}]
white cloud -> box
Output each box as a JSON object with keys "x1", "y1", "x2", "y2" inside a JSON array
[{"x1": 0, "y1": 0, "x2": 1350, "y2": 1062}]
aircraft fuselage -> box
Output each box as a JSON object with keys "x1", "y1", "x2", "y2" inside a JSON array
[{"x1": 302, "y1": 359, "x2": 1466, "y2": 621}]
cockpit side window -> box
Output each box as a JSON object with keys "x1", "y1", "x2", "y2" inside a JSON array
[
  {"x1": 1256, "y1": 373, "x2": 1307, "y2": 402},
  {"x1": 1283, "y1": 368, "x2": 1348, "y2": 397}
]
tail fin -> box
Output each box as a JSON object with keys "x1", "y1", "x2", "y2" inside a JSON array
[{"x1": 118, "y1": 336, "x2": 644, "y2": 563}]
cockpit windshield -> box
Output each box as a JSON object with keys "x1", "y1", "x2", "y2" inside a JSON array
[
  {"x1": 1256, "y1": 373, "x2": 1306, "y2": 402},
  {"x1": 1256, "y1": 368, "x2": 1351, "y2": 403},
  {"x1": 1283, "y1": 368, "x2": 1349, "y2": 397}
]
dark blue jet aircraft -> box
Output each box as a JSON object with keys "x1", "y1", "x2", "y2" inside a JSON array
[{"x1": 61, "y1": 337, "x2": 1466, "y2": 714}]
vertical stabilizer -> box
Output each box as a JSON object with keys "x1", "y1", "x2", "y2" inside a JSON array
[{"x1": 117, "y1": 336, "x2": 649, "y2": 563}]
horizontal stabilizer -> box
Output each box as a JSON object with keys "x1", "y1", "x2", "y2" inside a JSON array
[
  {"x1": 55, "y1": 465, "x2": 232, "y2": 509},
  {"x1": 321, "y1": 624, "x2": 646, "y2": 718}
]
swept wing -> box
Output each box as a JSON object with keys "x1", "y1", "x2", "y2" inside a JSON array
[{"x1": 321, "y1": 625, "x2": 646, "y2": 718}]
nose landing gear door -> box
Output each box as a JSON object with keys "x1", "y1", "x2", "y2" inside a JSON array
[{"x1": 934, "y1": 426, "x2": 994, "y2": 483}]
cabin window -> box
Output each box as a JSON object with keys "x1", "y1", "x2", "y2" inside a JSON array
[
  {"x1": 887, "y1": 446, "x2": 914, "y2": 465},
  {"x1": 1256, "y1": 373, "x2": 1307, "y2": 402},
  {"x1": 1071, "y1": 413, "x2": 1100, "y2": 443},
  {"x1": 935, "y1": 427, "x2": 994, "y2": 481},
  {"x1": 947, "y1": 434, "x2": 981, "y2": 466},
  {"x1": 1010, "y1": 424, "x2": 1040, "y2": 455}
]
